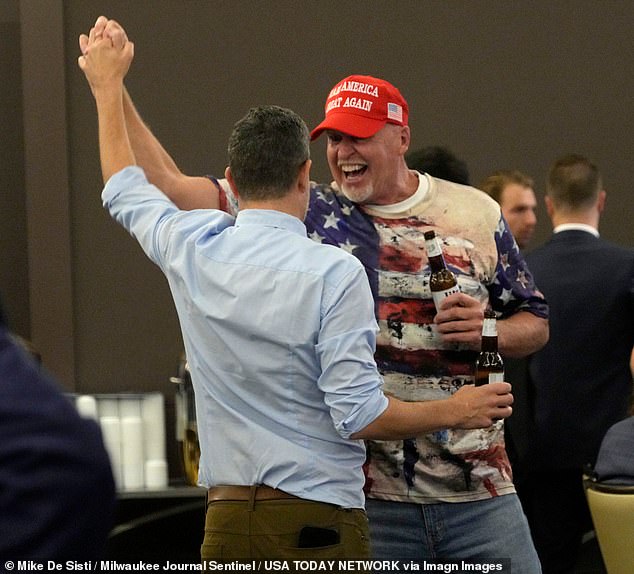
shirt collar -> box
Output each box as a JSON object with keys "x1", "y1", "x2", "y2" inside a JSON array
[
  {"x1": 553, "y1": 223, "x2": 600, "y2": 238},
  {"x1": 235, "y1": 209, "x2": 307, "y2": 237},
  {"x1": 364, "y1": 171, "x2": 429, "y2": 214}
]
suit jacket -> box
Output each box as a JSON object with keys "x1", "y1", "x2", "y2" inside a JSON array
[
  {"x1": 594, "y1": 416, "x2": 634, "y2": 485},
  {"x1": 503, "y1": 356, "x2": 532, "y2": 468},
  {"x1": 0, "y1": 326, "x2": 116, "y2": 560},
  {"x1": 525, "y1": 230, "x2": 634, "y2": 469}
]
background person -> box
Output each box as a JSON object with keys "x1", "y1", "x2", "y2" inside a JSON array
[
  {"x1": 405, "y1": 145, "x2": 470, "y2": 185},
  {"x1": 0, "y1": 315, "x2": 115, "y2": 561},
  {"x1": 592, "y1": 403, "x2": 634, "y2": 487},
  {"x1": 480, "y1": 169, "x2": 538, "y2": 250},
  {"x1": 520, "y1": 154, "x2": 634, "y2": 573}
]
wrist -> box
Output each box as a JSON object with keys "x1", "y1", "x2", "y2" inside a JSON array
[
  {"x1": 93, "y1": 82, "x2": 123, "y2": 99},
  {"x1": 441, "y1": 395, "x2": 462, "y2": 428},
  {"x1": 449, "y1": 391, "x2": 478, "y2": 429}
]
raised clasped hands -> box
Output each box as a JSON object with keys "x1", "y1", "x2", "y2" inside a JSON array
[{"x1": 77, "y1": 16, "x2": 133, "y2": 93}]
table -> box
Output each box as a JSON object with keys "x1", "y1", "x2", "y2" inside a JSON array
[{"x1": 108, "y1": 484, "x2": 206, "y2": 562}]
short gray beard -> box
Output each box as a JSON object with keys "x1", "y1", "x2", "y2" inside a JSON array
[{"x1": 340, "y1": 181, "x2": 375, "y2": 205}]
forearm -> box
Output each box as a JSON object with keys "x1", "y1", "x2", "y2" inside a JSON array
[
  {"x1": 123, "y1": 87, "x2": 219, "y2": 210},
  {"x1": 498, "y1": 311, "x2": 549, "y2": 358},
  {"x1": 350, "y1": 379, "x2": 514, "y2": 440},
  {"x1": 95, "y1": 85, "x2": 134, "y2": 183},
  {"x1": 122, "y1": 86, "x2": 177, "y2": 184},
  {"x1": 350, "y1": 396, "x2": 457, "y2": 440}
]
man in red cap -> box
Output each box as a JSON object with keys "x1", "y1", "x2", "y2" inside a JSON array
[
  {"x1": 301, "y1": 77, "x2": 547, "y2": 572},
  {"x1": 81, "y1": 18, "x2": 548, "y2": 572}
]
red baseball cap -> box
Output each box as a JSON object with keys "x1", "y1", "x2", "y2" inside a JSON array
[{"x1": 310, "y1": 74, "x2": 409, "y2": 140}]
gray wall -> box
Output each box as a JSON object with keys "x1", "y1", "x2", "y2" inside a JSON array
[{"x1": 4, "y1": 0, "x2": 634, "y2": 397}]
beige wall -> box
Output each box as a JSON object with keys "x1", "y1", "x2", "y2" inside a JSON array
[{"x1": 4, "y1": 0, "x2": 634, "y2": 397}]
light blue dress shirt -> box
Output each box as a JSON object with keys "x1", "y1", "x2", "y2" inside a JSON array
[{"x1": 103, "y1": 166, "x2": 388, "y2": 508}]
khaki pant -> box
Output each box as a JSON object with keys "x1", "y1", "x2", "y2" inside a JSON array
[{"x1": 201, "y1": 496, "x2": 370, "y2": 563}]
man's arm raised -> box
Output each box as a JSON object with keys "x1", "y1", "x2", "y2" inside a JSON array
[
  {"x1": 121, "y1": 87, "x2": 220, "y2": 209},
  {"x1": 78, "y1": 35, "x2": 135, "y2": 183},
  {"x1": 80, "y1": 16, "x2": 220, "y2": 209}
]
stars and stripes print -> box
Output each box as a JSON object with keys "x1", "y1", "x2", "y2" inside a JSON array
[
  {"x1": 305, "y1": 184, "x2": 479, "y2": 383},
  {"x1": 305, "y1": 181, "x2": 546, "y2": 502}
]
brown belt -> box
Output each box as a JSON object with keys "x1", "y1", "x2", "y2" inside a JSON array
[{"x1": 207, "y1": 485, "x2": 298, "y2": 503}]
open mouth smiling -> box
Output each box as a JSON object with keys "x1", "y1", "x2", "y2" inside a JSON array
[{"x1": 341, "y1": 163, "x2": 367, "y2": 179}]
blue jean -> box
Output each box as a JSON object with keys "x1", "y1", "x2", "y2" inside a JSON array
[{"x1": 366, "y1": 494, "x2": 542, "y2": 574}]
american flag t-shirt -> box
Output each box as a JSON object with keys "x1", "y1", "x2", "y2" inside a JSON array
[{"x1": 304, "y1": 177, "x2": 546, "y2": 503}]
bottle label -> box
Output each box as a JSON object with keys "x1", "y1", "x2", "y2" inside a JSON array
[
  {"x1": 482, "y1": 317, "x2": 497, "y2": 337},
  {"x1": 426, "y1": 237, "x2": 442, "y2": 258},
  {"x1": 432, "y1": 285, "x2": 461, "y2": 310},
  {"x1": 489, "y1": 372, "x2": 505, "y2": 383}
]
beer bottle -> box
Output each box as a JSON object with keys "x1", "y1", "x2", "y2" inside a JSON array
[
  {"x1": 424, "y1": 230, "x2": 460, "y2": 312},
  {"x1": 475, "y1": 308, "x2": 504, "y2": 386}
]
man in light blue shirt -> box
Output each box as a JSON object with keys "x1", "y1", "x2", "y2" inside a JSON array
[{"x1": 79, "y1": 31, "x2": 514, "y2": 560}]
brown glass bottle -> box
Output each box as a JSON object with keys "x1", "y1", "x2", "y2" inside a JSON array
[
  {"x1": 424, "y1": 230, "x2": 460, "y2": 312},
  {"x1": 475, "y1": 309, "x2": 504, "y2": 386}
]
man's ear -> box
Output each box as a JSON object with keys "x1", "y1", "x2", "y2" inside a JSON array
[
  {"x1": 225, "y1": 166, "x2": 240, "y2": 200},
  {"x1": 399, "y1": 126, "x2": 411, "y2": 154},
  {"x1": 297, "y1": 159, "x2": 312, "y2": 193},
  {"x1": 544, "y1": 195, "x2": 555, "y2": 220},
  {"x1": 597, "y1": 189, "x2": 607, "y2": 213}
]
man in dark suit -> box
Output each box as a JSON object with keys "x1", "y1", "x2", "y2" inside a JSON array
[
  {"x1": 518, "y1": 154, "x2": 634, "y2": 573},
  {"x1": 0, "y1": 317, "x2": 116, "y2": 561},
  {"x1": 594, "y1": 410, "x2": 634, "y2": 486}
]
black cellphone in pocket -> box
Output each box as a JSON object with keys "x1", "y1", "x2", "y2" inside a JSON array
[{"x1": 297, "y1": 526, "x2": 340, "y2": 548}]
